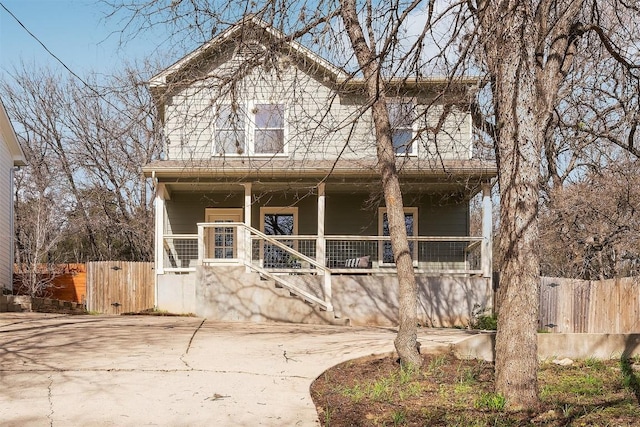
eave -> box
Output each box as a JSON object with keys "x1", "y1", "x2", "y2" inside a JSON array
[{"x1": 0, "y1": 100, "x2": 26, "y2": 167}]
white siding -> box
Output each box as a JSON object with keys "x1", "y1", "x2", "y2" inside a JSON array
[
  {"x1": 163, "y1": 50, "x2": 473, "y2": 163},
  {"x1": 0, "y1": 134, "x2": 12, "y2": 289}
]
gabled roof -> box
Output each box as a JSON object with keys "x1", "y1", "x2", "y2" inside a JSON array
[
  {"x1": 0, "y1": 99, "x2": 26, "y2": 167},
  {"x1": 149, "y1": 14, "x2": 349, "y2": 89}
]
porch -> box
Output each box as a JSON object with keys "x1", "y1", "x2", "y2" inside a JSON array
[{"x1": 152, "y1": 180, "x2": 494, "y2": 326}]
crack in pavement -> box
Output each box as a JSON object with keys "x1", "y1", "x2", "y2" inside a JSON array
[
  {"x1": 47, "y1": 375, "x2": 54, "y2": 427},
  {"x1": 180, "y1": 319, "x2": 205, "y2": 369},
  {"x1": 0, "y1": 367, "x2": 310, "y2": 379}
]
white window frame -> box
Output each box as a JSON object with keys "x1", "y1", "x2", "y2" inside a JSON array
[
  {"x1": 203, "y1": 208, "x2": 244, "y2": 260},
  {"x1": 212, "y1": 104, "x2": 246, "y2": 156},
  {"x1": 259, "y1": 207, "x2": 299, "y2": 268},
  {"x1": 387, "y1": 100, "x2": 417, "y2": 156},
  {"x1": 249, "y1": 101, "x2": 287, "y2": 156},
  {"x1": 378, "y1": 207, "x2": 419, "y2": 265},
  {"x1": 212, "y1": 101, "x2": 288, "y2": 157}
]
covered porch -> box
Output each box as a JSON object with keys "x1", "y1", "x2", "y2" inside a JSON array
[
  {"x1": 147, "y1": 160, "x2": 496, "y2": 326},
  {"x1": 155, "y1": 179, "x2": 494, "y2": 270},
  {"x1": 156, "y1": 182, "x2": 492, "y2": 323}
]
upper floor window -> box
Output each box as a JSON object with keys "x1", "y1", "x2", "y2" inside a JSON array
[
  {"x1": 388, "y1": 102, "x2": 415, "y2": 155},
  {"x1": 215, "y1": 104, "x2": 246, "y2": 155},
  {"x1": 213, "y1": 102, "x2": 285, "y2": 156},
  {"x1": 254, "y1": 103, "x2": 285, "y2": 154}
]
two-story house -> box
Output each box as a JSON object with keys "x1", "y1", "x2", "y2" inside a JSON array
[
  {"x1": 0, "y1": 99, "x2": 26, "y2": 293},
  {"x1": 143, "y1": 16, "x2": 497, "y2": 326}
]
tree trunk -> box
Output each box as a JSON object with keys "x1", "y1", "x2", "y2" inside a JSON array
[
  {"x1": 340, "y1": 0, "x2": 421, "y2": 367},
  {"x1": 479, "y1": 1, "x2": 541, "y2": 409}
]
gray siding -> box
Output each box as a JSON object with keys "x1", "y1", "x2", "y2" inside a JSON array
[
  {"x1": 325, "y1": 192, "x2": 468, "y2": 236},
  {"x1": 0, "y1": 136, "x2": 12, "y2": 289},
  {"x1": 166, "y1": 192, "x2": 244, "y2": 234},
  {"x1": 165, "y1": 190, "x2": 318, "y2": 234},
  {"x1": 163, "y1": 48, "x2": 472, "y2": 163},
  {"x1": 165, "y1": 190, "x2": 469, "y2": 237}
]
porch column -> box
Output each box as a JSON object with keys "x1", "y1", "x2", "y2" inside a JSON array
[
  {"x1": 243, "y1": 183, "x2": 252, "y2": 268},
  {"x1": 481, "y1": 182, "x2": 493, "y2": 279},
  {"x1": 154, "y1": 183, "x2": 167, "y2": 275},
  {"x1": 316, "y1": 183, "x2": 326, "y2": 268}
]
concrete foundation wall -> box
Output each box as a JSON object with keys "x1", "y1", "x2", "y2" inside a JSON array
[
  {"x1": 454, "y1": 333, "x2": 640, "y2": 361},
  {"x1": 163, "y1": 266, "x2": 493, "y2": 327},
  {"x1": 331, "y1": 275, "x2": 491, "y2": 327},
  {"x1": 284, "y1": 274, "x2": 491, "y2": 326},
  {"x1": 157, "y1": 274, "x2": 197, "y2": 314}
]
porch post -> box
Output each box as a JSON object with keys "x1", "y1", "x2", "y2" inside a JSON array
[
  {"x1": 243, "y1": 183, "x2": 252, "y2": 269},
  {"x1": 316, "y1": 182, "x2": 326, "y2": 268},
  {"x1": 481, "y1": 182, "x2": 493, "y2": 279},
  {"x1": 154, "y1": 183, "x2": 167, "y2": 275}
]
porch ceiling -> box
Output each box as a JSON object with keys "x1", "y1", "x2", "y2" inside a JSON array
[
  {"x1": 161, "y1": 178, "x2": 485, "y2": 196},
  {"x1": 145, "y1": 158, "x2": 496, "y2": 195}
]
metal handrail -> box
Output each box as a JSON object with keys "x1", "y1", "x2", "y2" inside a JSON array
[{"x1": 197, "y1": 222, "x2": 333, "y2": 311}]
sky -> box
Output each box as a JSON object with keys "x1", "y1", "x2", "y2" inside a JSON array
[{"x1": 0, "y1": 0, "x2": 166, "y2": 77}]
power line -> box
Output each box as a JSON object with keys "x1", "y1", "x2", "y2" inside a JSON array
[{"x1": 0, "y1": 1, "x2": 139, "y2": 122}]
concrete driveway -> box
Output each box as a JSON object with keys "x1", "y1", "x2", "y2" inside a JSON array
[{"x1": 0, "y1": 313, "x2": 471, "y2": 426}]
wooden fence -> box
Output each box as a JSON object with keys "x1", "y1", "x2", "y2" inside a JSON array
[
  {"x1": 539, "y1": 277, "x2": 640, "y2": 333},
  {"x1": 13, "y1": 264, "x2": 87, "y2": 303},
  {"x1": 86, "y1": 261, "x2": 154, "y2": 314}
]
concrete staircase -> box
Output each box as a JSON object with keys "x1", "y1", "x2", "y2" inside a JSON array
[
  {"x1": 265, "y1": 275, "x2": 350, "y2": 326},
  {"x1": 198, "y1": 265, "x2": 349, "y2": 325}
]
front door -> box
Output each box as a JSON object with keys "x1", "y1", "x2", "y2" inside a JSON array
[{"x1": 205, "y1": 208, "x2": 243, "y2": 260}]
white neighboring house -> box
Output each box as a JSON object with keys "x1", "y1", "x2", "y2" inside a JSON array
[{"x1": 0, "y1": 99, "x2": 26, "y2": 292}]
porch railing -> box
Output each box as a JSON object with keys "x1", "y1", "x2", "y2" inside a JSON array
[
  {"x1": 161, "y1": 230, "x2": 483, "y2": 275},
  {"x1": 197, "y1": 222, "x2": 334, "y2": 311}
]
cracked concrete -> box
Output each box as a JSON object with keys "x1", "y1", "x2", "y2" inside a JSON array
[{"x1": 0, "y1": 313, "x2": 473, "y2": 426}]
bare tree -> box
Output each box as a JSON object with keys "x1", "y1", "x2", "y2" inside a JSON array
[
  {"x1": 3, "y1": 63, "x2": 161, "y2": 272},
  {"x1": 12, "y1": 132, "x2": 70, "y2": 296},
  {"x1": 540, "y1": 154, "x2": 640, "y2": 280},
  {"x1": 103, "y1": 0, "x2": 640, "y2": 409}
]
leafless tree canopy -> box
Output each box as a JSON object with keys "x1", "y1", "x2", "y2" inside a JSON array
[{"x1": 3, "y1": 64, "x2": 161, "y2": 295}]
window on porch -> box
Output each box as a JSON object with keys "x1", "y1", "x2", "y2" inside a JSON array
[
  {"x1": 379, "y1": 207, "x2": 418, "y2": 264},
  {"x1": 260, "y1": 207, "x2": 298, "y2": 268}
]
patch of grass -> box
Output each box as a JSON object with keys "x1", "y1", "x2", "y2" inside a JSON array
[
  {"x1": 312, "y1": 353, "x2": 640, "y2": 426},
  {"x1": 584, "y1": 357, "x2": 607, "y2": 371},
  {"x1": 389, "y1": 409, "x2": 407, "y2": 426},
  {"x1": 340, "y1": 383, "x2": 366, "y2": 403},
  {"x1": 542, "y1": 373, "x2": 604, "y2": 398},
  {"x1": 620, "y1": 357, "x2": 640, "y2": 400},
  {"x1": 474, "y1": 392, "x2": 506, "y2": 411},
  {"x1": 425, "y1": 354, "x2": 447, "y2": 376},
  {"x1": 471, "y1": 314, "x2": 498, "y2": 330}
]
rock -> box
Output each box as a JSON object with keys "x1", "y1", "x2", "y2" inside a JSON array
[{"x1": 553, "y1": 358, "x2": 574, "y2": 366}]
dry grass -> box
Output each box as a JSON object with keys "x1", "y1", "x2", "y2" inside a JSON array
[{"x1": 311, "y1": 353, "x2": 640, "y2": 426}]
